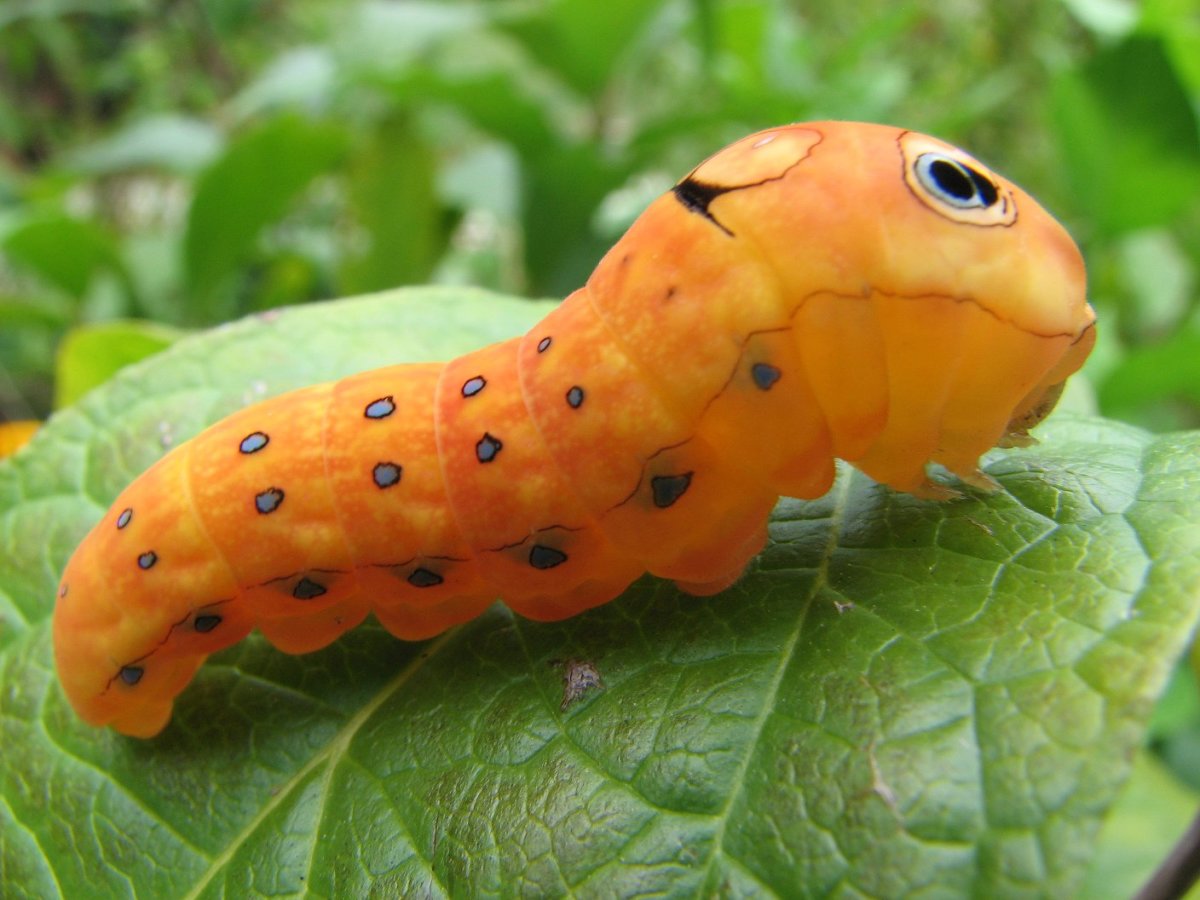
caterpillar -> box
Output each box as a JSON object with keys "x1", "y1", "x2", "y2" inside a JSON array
[{"x1": 53, "y1": 122, "x2": 1096, "y2": 737}]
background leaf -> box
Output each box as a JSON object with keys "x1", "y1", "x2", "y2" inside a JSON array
[
  {"x1": 2, "y1": 287, "x2": 1198, "y2": 897},
  {"x1": 184, "y1": 114, "x2": 348, "y2": 307},
  {"x1": 1051, "y1": 35, "x2": 1200, "y2": 236}
]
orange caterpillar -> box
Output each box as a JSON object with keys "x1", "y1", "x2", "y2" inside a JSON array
[{"x1": 53, "y1": 122, "x2": 1096, "y2": 736}]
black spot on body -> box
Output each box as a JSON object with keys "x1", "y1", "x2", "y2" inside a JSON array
[
  {"x1": 566, "y1": 386, "x2": 584, "y2": 409},
  {"x1": 255, "y1": 488, "x2": 285, "y2": 515},
  {"x1": 537, "y1": 336, "x2": 552, "y2": 353},
  {"x1": 373, "y1": 462, "x2": 402, "y2": 489},
  {"x1": 461, "y1": 376, "x2": 486, "y2": 398},
  {"x1": 239, "y1": 431, "x2": 269, "y2": 454},
  {"x1": 194, "y1": 614, "x2": 222, "y2": 633},
  {"x1": 408, "y1": 568, "x2": 443, "y2": 588},
  {"x1": 293, "y1": 577, "x2": 327, "y2": 600},
  {"x1": 751, "y1": 363, "x2": 782, "y2": 390},
  {"x1": 476, "y1": 433, "x2": 503, "y2": 463},
  {"x1": 116, "y1": 508, "x2": 132, "y2": 529},
  {"x1": 364, "y1": 396, "x2": 396, "y2": 419},
  {"x1": 529, "y1": 545, "x2": 568, "y2": 570},
  {"x1": 137, "y1": 551, "x2": 157, "y2": 570},
  {"x1": 651, "y1": 473, "x2": 693, "y2": 509},
  {"x1": 119, "y1": 665, "x2": 143, "y2": 686}
]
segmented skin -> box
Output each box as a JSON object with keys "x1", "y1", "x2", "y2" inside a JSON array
[{"x1": 53, "y1": 122, "x2": 1096, "y2": 737}]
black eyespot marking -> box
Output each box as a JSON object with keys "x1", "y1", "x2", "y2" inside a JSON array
[
  {"x1": 119, "y1": 665, "x2": 144, "y2": 686},
  {"x1": 194, "y1": 614, "x2": 222, "y2": 633},
  {"x1": 537, "y1": 336, "x2": 552, "y2": 353},
  {"x1": 364, "y1": 396, "x2": 396, "y2": 419},
  {"x1": 137, "y1": 551, "x2": 157, "y2": 570},
  {"x1": 529, "y1": 545, "x2": 568, "y2": 570},
  {"x1": 239, "y1": 431, "x2": 269, "y2": 454},
  {"x1": 651, "y1": 473, "x2": 693, "y2": 509},
  {"x1": 915, "y1": 153, "x2": 1000, "y2": 211},
  {"x1": 255, "y1": 488, "x2": 285, "y2": 515},
  {"x1": 373, "y1": 462, "x2": 402, "y2": 489},
  {"x1": 462, "y1": 376, "x2": 486, "y2": 398},
  {"x1": 116, "y1": 508, "x2": 133, "y2": 529},
  {"x1": 408, "y1": 568, "x2": 443, "y2": 588},
  {"x1": 751, "y1": 363, "x2": 782, "y2": 391},
  {"x1": 968, "y1": 167, "x2": 999, "y2": 207},
  {"x1": 566, "y1": 386, "x2": 585, "y2": 409},
  {"x1": 476, "y1": 433, "x2": 503, "y2": 463},
  {"x1": 293, "y1": 577, "x2": 327, "y2": 600}
]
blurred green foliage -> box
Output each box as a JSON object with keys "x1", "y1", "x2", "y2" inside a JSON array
[{"x1": 2, "y1": 0, "x2": 1199, "y2": 891}]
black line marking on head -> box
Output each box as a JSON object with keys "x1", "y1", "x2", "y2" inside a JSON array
[
  {"x1": 462, "y1": 376, "x2": 486, "y2": 398},
  {"x1": 751, "y1": 363, "x2": 782, "y2": 391},
  {"x1": 194, "y1": 614, "x2": 222, "y2": 633},
  {"x1": 255, "y1": 487, "x2": 285, "y2": 515},
  {"x1": 137, "y1": 551, "x2": 157, "y2": 570},
  {"x1": 293, "y1": 577, "x2": 327, "y2": 600},
  {"x1": 565, "y1": 386, "x2": 585, "y2": 409},
  {"x1": 364, "y1": 396, "x2": 396, "y2": 419},
  {"x1": 119, "y1": 665, "x2": 144, "y2": 686},
  {"x1": 239, "y1": 431, "x2": 269, "y2": 454},
  {"x1": 476, "y1": 433, "x2": 503, "y2": 463},
  {"x1": 408, "y1": 567, "x2": 443, "y2": 588},
  {"x1": 651, "y1": 472, "x2": 693, "y2": 509},
  {"x1": 116, "y1": 508, "x2": 133, "y2": 529},
  {"x1": 373, "y1": 462, "x2": 402, "y2": 489},
  {"x1": 529, "y1": 545, "x2": 568, "y2": 570},
  {"x1": 537, "y1": 336, "x2": 552, "y2": 353},
  {"x1": 672, "y1": 178, "x2": 735, "y2": 236}
]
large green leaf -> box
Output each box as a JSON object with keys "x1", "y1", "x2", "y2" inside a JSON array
[{"x1": 2, "y1": 287, "x2": 1198, "y2": 897}]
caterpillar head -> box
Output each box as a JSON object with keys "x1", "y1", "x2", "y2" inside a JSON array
[{"x1": 680, "y1": 122, "x2": 1095, "y2": 483}]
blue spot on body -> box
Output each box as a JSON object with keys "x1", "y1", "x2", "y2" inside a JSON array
[
  {"x1": 194, "y1": 614, "x2": 222, "y2": 633},
  {"x1": 364, "y1": 396, "x2": 396, "y2": 419},
  {"x1": 373, "y1": 462, "x2": 402, "y2": 489},
  {"x1": 293, "y1": 577, "x2": 327, "y2": 600},
  {"x1": 116, "y1": 508, "x2": 132, "y2": 529},
  {"x1": 529, "y1": 545, "x2": 568, "y2": 569},
  {"x1": 255, "y1": 488, "x2": 285, "y2": 514},
  {"x1": 651, "y1": 473, "x2": 693, "y2": 509},
  {"x1": 119, "y1": 666, "x2": 144, "y2": 686},
  {"x1": 566, "y1": 386, "x2": 584, "y2": 409},
  {"x1": 476, "y1": 433, "x2": 503, "y2": 463},
  {"x1": 751, "y1": 363, "x2": 782, "y2": 391},
  {"x1": 137, "y1": 551, "x2": 157, "y2": 570},
  {"x1": 408, "y1": 568, "x2": 443, "y2": 588},
  {"x1": 537, "y1": 336, "x2": 552, "y2": 353},
  {"x1": 462, "y1": 376, "x2": 486, "y2": 397},
  {"x1": 240, "y1": 431, "x2": 269, "y2": 454}
]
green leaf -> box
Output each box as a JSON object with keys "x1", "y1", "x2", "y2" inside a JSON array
[
  {"x1": 53, "y1": 319, "x2": 183, "y2": 409},
  {"x1": 65, "y1": 114, "x2": 223, "y2": 175},
  {"x1": 1081, "y1": 752, "x2": 1200, "y2": 899},
  {"x1": 184, "y1": 114, "x2": 348, "y2": 304},
  {"x1": 1051, "y1": 35, "x2": 1200, "y2": 235},
  {"x1": 498, "y1": 0, "x2": 667, "y2": 97},
  {"x1": 2, "y1": 287, "x2": 1199, "y2": 896},
  {"x1": 1, "y1": 216, "x2": 131, "y2": 301},
  {"x1": 338, "y1": 116, "x2": 448, "y2": 294}
]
